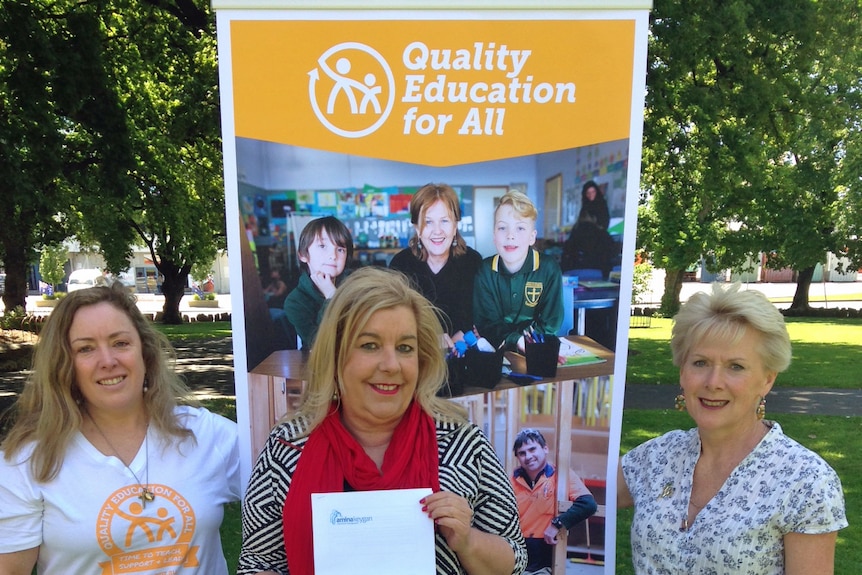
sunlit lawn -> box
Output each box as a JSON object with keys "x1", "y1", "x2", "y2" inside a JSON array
[
  {"x1": 627, "y1": 316, "x2": 862, "y2": 389},
  {"x1": 155, "y1": 320, "x2": 233, "y2": 340}
]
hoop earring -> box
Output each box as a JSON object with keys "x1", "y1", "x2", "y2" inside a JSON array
[
  {"x1": 756, "y1": 397, "x2": 766, "y2": 420},
  {"x1": 674, "y1": 393, "x2": 686, "y2": 412}
]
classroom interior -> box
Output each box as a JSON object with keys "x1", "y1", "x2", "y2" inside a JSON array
[{"x1": 234, "y1": 137, "x2": 632, "y2": 573}]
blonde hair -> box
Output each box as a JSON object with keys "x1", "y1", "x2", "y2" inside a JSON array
[
  {"x1": 496, "y1": 190, "x2": 538, "y2": 221},
  {"x1": 293, "y1": 267, "x2": 467, "y2": 433},
  {"x1": 1, "y1": 283, "x2": 196, "y2": 482},
  {"x1": 407, "y1": 183, "x2": 468, "y2": 261},
  {"x1": 670, "y1": 283, "x2": 791, "y2": 374}
]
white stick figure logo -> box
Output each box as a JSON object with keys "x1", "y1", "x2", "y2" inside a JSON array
[{"x1": 308, "y1": 42, "x2": 395, "y2": 138}]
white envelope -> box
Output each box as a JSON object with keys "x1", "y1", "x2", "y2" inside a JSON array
[{"x1": 311, "y1": 487, "x2": 435, "y2": 575}]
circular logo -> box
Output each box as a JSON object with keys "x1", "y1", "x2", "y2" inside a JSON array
[
  {"x1": 95, "y1": 484, "x2": 199, "y2": 573},
  {"x1": 308, "y1": 42, "x2": 395, "y2": 138}
]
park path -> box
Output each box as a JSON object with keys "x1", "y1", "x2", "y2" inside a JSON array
[
  {"x1": 623, "y1": 382, "x2": 862, "y2": 417},
  {"x1": 0, "y1": 337, "x2": 235, "y2": 415},
  {"x1": 2, "y1": 336, "x2": 858, "y2": 417},
  {"x1": 629, "y1": 279, "x2": 862, "y2": 416}
]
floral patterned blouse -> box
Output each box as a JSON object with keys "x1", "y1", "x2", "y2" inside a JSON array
[{"x1": 622, "y1": 421, "x2": 847, "y2": 574}]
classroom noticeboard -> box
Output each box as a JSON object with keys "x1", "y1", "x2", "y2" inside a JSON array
[{"x1": 214, "y1": 3, "x2": 650, "y2": 572}]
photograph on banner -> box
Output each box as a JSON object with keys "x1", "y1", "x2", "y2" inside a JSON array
[
  {"x1": 457, "y1": 384, "x2": 611, "y2": 569},
  {"x1": 236, "y1": 139, "x2": 628, "y2": 468},
  {"x1": 237, "y1": 139, "x2": 628, "y2": 564}
]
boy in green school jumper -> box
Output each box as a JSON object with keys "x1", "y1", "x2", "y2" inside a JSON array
[{"x1": 473, "y1": 190, "x2": 563, "y2": 352}]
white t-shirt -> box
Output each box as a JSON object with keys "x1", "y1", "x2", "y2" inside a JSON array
[
  {"x1": 622, "y1": 421, "x2": 847, "y2": 575},
  {"x1": 0, "y1": 406, "x2": 241, "y2": 575}
]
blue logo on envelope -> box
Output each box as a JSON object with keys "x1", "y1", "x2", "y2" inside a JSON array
[{"x1": 329, "y1": 510, "x2": 374, "y2": 525}]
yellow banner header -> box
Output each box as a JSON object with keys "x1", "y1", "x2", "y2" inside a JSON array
[{"x1": 231, "y1": 19, "x2": 634, "y2": 166}]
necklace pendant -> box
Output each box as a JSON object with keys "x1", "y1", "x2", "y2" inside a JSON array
[{"x1": 141, "y1": 488, "x2": 156, "y2": 504}]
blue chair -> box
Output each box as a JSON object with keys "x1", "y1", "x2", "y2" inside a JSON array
[
  {"x1": 558, "y1": 272, "x2": 579, "y2": 336},
  {"x1": 568, "y1": 268, "x2": 603, "y2": 281},
  {"x1": 559, "y1": 269, "x2": 616, "y2": 337}
]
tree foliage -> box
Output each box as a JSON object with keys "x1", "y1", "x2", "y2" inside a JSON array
[
  {"x1": 38, "y1": 244, "x2": 68, "y2": 290},
  {"x1": 0, "y1": 0, "x2": 225, "y2": 323},
  {"x1": 639, "y1": 0, "x2": 862, "y2": 314},
  {"x1": 0, "y1": 0, "x2": 79, "y2": 310}
]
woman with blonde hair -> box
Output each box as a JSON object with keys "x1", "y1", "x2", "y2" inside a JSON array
[
  {"x1": 0, "y1": 283, "x2": 240, "y2": 574},
  {"x1": 618, "y1": 283, "x2": 847, "y2": 574},
  {"x1": 239, "y1": 266, "x2": 526, "y2": 575}
]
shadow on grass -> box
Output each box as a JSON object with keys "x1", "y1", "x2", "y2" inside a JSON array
[{"x1": 625, "y1": 339, "x2": 675, "y2": 385}]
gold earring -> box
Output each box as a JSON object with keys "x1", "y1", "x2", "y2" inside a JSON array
[
  {"x1": 756, "y1": 397, "x2": 766, "y2": 420},
  {"x1": 674, "y1": 393, "x2": 686, "y2": 411}
]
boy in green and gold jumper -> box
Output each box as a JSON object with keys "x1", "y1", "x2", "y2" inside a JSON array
[{"x1": 473, "y1": 191, "x2": 563, "y2": 352}]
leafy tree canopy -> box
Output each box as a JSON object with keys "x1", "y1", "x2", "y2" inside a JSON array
[
  {"x1": 640, "y1": 0, "x2": 862, "y2": 314},
  {"x1": 0, "y1": 0, "x2": 225, "y2": 323}
]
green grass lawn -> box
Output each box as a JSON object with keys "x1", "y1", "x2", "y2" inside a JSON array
[
  {"x1": 155, "y1": 320, "x2": 233, "y2": 340},
  {"x1": 627, "y1": 316, "x2": 862, "y2": 388}
]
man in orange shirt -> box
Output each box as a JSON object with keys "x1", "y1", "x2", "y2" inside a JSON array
[{"x1": 511, "y1": 428, "x2": 597, "y2": 575}]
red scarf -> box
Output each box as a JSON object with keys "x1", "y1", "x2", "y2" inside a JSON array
[{"x1": 282, "y1": 401, "x2": 440, "y2": 575}]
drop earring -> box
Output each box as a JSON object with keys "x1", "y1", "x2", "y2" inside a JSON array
[
  {"x1": 756, "y1": 397, "x2": 766, "y2": 420},
  {"x1": 674, "y1": 393, "x2": 686, "y2": 411},
  {"x1": 143, "y1": 377, "x2": 149, "y2": 394}
]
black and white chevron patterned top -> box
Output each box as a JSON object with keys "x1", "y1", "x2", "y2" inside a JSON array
[{"x1": 238, "y1": 415, "x2": 527, "y2": 575}]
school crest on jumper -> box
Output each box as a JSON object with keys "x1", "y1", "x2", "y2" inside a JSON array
[{"x1": 524, "y1": 282, "x2": 543, "y2": 307}]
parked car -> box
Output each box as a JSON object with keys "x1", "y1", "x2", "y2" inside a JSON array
[
  {"x1": 67, "y1": 268, "x2": 110, "y2": 292},
  {"x1": 116, "y1": 270, "x2": 136, "y2": 290}
]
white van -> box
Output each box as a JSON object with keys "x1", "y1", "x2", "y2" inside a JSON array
[{"x1": 67, "y1": 269, "x2": 109, "y2": 292}]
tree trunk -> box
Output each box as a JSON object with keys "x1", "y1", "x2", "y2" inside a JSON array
[
  {"x1": 789, "y1": 266, "x2": 815, "y2": 310},
  {"x1": 0, "y1": 231, "x2": 32, "y2": 312},
  {"x1": 661, "y1": 268, "x2": 686, "y2": 317},
  {"x1": 157, "y1": 262, "x2": 191, "y2": 324}
]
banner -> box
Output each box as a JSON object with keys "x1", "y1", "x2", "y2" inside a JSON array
[{"x1": 215, "y1": 2, "x2": 650, "y2": 572}]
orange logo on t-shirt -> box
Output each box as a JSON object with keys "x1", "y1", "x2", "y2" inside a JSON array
[{"x1": 95, "y1": 484, "x2": 199, "y2": 574}]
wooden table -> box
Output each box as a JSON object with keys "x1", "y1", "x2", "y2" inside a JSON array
[
  {"x1": 494, "y1": 335, "x2": 614, "y2": 392},
  {"x1": 246, "y1": 335, "x2": 614, "y2": 457}
]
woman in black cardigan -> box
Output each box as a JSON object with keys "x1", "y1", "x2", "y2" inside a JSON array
[{"x1": 389, "y1": 183, "x2": 483, "y2": 347}]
